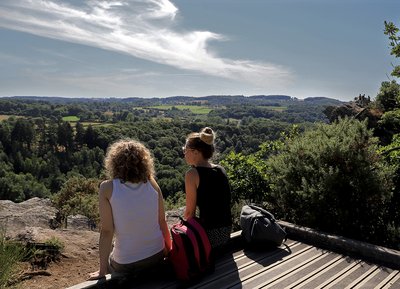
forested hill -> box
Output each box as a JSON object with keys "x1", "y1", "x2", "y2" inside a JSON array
[
  {"x1": 4, "y1": 94, "x2": 343, "y2": 106},
  {"x1": 0, "y1": 94, "x2": 343, "y2": 125},
  {"x1": 0, "y1": 94, "x2": 344, "y2": 206}
]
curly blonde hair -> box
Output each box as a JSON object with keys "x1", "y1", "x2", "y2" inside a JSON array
[{"x1": 104, "y1": 139, "x2": 155, "y2": 183}]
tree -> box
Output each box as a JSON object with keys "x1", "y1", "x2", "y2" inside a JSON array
[
  {"x1": 10, "y1": 118, "x2": 34, "y2": 151},
  {"x1": 0, "y1": 172, "x2": 50, "y2": 202},
  {"x1": 384, "y1": 21, "x2": 400, "y2": 78},
  {"x1": 74, "y1": 122, "x2": 85, "y2": 149},
  {"x1": 375, "y1": 80, "x2": 400, "y2": 112},
  {"x1": 57, "y1": 122, "x2": 74, "y2": 152},
  {"x1": 83, "y1": 125, "x2": 98, "y2": 149}
]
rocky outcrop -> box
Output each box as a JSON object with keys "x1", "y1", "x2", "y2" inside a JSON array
[
  {"x1": 0, "y1": 197, "x2": 95, "y2": 239},
  {"x1": 0, "y1": 198, "x2": 187, "y2": 239},
  {"x1": 0, "y1": 197, "x2": 57, "y2": 234}
]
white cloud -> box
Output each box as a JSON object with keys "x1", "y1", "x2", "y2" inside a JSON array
[{"x1": 0, "y1": 0, "x2": 292, "y2": 87}]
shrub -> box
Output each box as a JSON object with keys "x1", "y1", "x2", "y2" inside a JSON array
[
  {"x1": 52, "y1": 176, "x2": 100, "y2": 227},
  {"x1": 44, "y1": 236, "x2": 64, "y2": 252},
  {"x1": 221, "y1": 151, "x2": 270, "y2": 204},
  {"x1": 267, "y1": 118, "x2": 394, "y2": 246}
]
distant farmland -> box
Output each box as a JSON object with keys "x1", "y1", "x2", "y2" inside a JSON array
[{"x1": 148, "y1": 105, "x2": 213, "y2": 114}]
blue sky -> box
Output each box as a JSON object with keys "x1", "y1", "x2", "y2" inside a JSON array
[{"x1": 0, "y1": 0, "x2": 399, "y2": 101}]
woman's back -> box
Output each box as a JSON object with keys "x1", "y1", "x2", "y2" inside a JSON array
[
  {"x1": 195, "y1": 165, "x2": 232, "y2": 230},
  {"x1": 110, "y1": 179, "x2": 164, "y2": 264}
]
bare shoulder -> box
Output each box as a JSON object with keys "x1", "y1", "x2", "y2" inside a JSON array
[
  {"x1": 149, "y1": 177, "x2": 161, "y2": 194},
  {"x1": 185, "y1": 167, "x2": 198, "y2": 177},
  {"x1": 185, "y1": 167, "x2": 199, "y2": 183},
  {"x1": 99, "y1": 180, "x2": 113, "y2": 198}
]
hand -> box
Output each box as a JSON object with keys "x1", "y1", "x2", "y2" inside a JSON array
[
  {"x1": 163, "y1": 245, "x2": 171, "y2": 257},
  {"x1": 88, "y1": 270, "x2": 105, "y2": 280}
]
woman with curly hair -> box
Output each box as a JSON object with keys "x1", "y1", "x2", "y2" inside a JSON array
[
  {"x1": 89, "y1": 139, "x2": 171, "y2": 280},
  {"x1": 183, "y1": 127, "x2": 232, "y2": 249}
]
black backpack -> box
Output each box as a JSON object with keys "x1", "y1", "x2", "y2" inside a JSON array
[{"x1": 240, "y1": 204, "x2": 287, "y2": 246}]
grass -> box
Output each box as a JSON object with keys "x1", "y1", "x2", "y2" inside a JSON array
[
  {"x1": 0, "y1": 225, "x2": 25, "y2": 288},
  {"x1": 149, "y1": 105, "x2": 213, "y2": 115},
  {"x1": 62, "y1": 115, "x2": 80, "y2": 122},
  {"x1": 44, "y1": 237, "x2": 64, "y2": 252}
]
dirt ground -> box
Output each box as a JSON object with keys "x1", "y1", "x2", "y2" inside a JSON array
[
  {"x1": 1, "y1": 198, "x2": 183, "y2": 289},
  {"x1": 13, "y1": 228, "x2": 100, "y2": 289}
]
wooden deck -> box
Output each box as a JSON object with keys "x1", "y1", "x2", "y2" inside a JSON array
[{"x1": 68, "y1": 229, "x2": 400, "y2": 289}]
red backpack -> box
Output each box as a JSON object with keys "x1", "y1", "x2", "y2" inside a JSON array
[{"x1": 169, "y1": 217, "x2": 213, "y2": 282}]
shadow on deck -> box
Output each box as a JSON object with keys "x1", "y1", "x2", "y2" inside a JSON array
[{"x1": 67, "y1": 222, "x2": 400, "y2": 289}]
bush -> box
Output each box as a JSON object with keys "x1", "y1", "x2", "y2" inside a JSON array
[
  {"x1": 221, "y1": 151, "x2": 270, "y2": 204},
  {"x1": 52, "y1": 176, "x2": 100, "y2": 227},
  {"x1": 267, "y1": 118, "x2": 394, "y2": 246}
]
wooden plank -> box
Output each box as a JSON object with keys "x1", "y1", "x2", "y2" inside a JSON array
[
  {"x1": 314, "y1": 260, "x2": 363, "y2": 289},
  {"x1": 375, "y1": 271, "x2": 400, "y2": 288},
  {"x1": 222, "y1": 244, "x2": 315, "y2": 289},
  {"x1": 286, "y1": 254, "x2": 344, "y2": 289},
  {"x1": 364, "y1": 269, "x2": 400, "y2": 289},
  {"x1": 381, "y1": 271, "x2": 400, "y2": 289},
  {"x1": 253, "y1": 250, "x2": 328, "y2": 288},
  {"x1": 343, "y1": 265, "x2": 379, "y2": 289},
  {"x1": 194, "y1": 243, "x2": 310, "y2": 289}
]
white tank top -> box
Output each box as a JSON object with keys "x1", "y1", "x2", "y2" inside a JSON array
[{"x1": 110, "y1": 179, "x2": 164, "y2": 264}]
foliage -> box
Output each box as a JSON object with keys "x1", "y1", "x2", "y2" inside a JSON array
[
  {"x1": 0, "y1": 171, "x2": 50, "y2": 202},
  {"x1": 51, "y1": 176, "x2": 100, "y2": 226},
  {"x1": 221, "y1": 151, "x2": 270, "y2": 204},
  {"x1": 221, "y1": 125, "x2": 301, "y2": 205},
  {"x1": 267, "y1": 118, "x2": 394, "y2": 246},
  {"x1": 375, "y1": 80, "x2": 400, "y2": 112},
  {"x1": 0, "y1": 225, "x2": 25, "y2": 288},
  {"x1": 384, "y1": 20, "x2": 400, "y2": 78},
  {"x1": 44, "y1": 236, "x2": 65, "y2": 252},
  {"x1": 379, "y1": 133, "x2": 400, "y2": 248},
  {"x1": 378, "y1": 108, "x2": 400, "y2": 133},
  {"x1": 164, "y1": 191, "x2": 186, "y2": 211}
]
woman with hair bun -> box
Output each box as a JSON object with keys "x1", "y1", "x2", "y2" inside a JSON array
[
  {"x1": 89, "y1": 139, "x2": 171, "y2": 280},
  {"x1": 183, "y1": 127, "x2": 232, "y2": 249}
]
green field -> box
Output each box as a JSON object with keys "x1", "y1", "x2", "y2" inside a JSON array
[
  {"x1": 62, "y1": 115, "x2": 80, "y2": 122},
  {"x1": 149, "y1": 105, "x2": 212, "y2": 114}
]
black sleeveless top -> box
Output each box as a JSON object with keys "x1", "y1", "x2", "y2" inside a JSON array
[{"x1": 194, "y1": 165, "x2": 232, "y2": 230}]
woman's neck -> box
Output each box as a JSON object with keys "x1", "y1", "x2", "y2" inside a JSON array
[{"x1": 193, "y1": 160, "x2": 211, "y2": 168}]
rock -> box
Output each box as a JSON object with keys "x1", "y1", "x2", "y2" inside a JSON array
[
  {"x1": 67, "y1": 214, "x2": 91, "y2": 230},
  {"x1": 0, "y1": 198, "x2": 58, "y2": 237}
]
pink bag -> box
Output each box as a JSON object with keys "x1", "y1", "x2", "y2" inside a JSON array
[{"x1": 169, "y1": 217, "x2": 212, "y2": 282}]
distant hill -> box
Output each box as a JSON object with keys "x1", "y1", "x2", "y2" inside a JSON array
[
  {"x1": 303, "y1": 97, "x2": 343, "y2": 106},
  {"x1": 4, "y1": 94, "x2": 345, "y2": 107}
]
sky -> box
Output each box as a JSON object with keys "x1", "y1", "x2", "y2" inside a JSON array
[{"x1": 0, "y1": 0, "x2": 399, "y2": 101}]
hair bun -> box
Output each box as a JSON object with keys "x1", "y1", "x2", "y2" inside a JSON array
[{"x1": 200, "y1": 127, "x2": 214, "y2": 145}]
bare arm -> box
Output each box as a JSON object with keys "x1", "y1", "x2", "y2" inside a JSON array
[
  {"x1": 184, "y1": 168, "x2": 199, "y2": 220},
  {"x1": 150, "y1": 177, "x2": 172, "y2": 253},
  {"x1": 89, "y1": 180, "x2": 114, "y2": 280}
]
